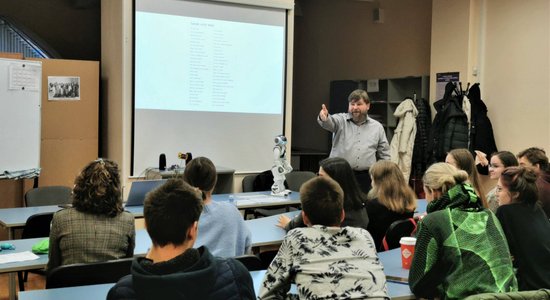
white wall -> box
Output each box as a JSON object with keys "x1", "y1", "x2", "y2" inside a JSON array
[{"x1": 431, "y1": 0, "x2": 550, "y2": 154}]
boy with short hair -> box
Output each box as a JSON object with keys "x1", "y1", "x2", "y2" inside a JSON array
[
  {"x1": 259, "y1": 177, "x2": 388, "y2": 299},
  {"x1": 107, "y1": 179, "x2": 255, "y2": 300}
]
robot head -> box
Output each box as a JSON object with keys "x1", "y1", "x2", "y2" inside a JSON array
[{"x1": 274, "y1": 135, "x2": 287, "y2": 146}]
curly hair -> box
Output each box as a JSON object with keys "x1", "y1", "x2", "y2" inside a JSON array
[{"x1": 72, "y1": 158, "x2": 123, "y2": 217}]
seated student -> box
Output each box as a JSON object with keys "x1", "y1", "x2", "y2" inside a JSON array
[
  {"x1": 107, "y1": 179, "x2": 255, "y2": 300},
  {"x1": 183, "y1": 157, "x2": 251, "y2": 257},
  {"x1": 259, "y1": 177, "x2": 388, "y2": 299},
  {"x1": 495, "y1": 166, "x2": 550, "y2": 290},
  {"x1": 366, "y1": 160, "x2": 417, "y2": 250},
  {"x1": 277, "y1": 157, "x2": 369, "y2": 231},
  {"x1": 48, "y1": 158, "x2": 135, "y2": 271},
  {"x1": 446, "y1": 148, "x2": 488, "y2": 208},
  {"x1": 409, "y1": 163, "x2": 517, "y2": 299},
  {"x1": 517, "y1": 147, "x2": 550, "y2": 218},
  {"x1": 485, "y1": 151, "x2": 518, "y2": 212}
]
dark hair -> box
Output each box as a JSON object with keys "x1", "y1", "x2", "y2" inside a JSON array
[
  {"x1": 517, "y1": 147, "x2": 549, "y2": 171},
  {"x1": 300, "y1": 177, "x2": 344, "y2": 226},
  {"x1": 319, "y1": 157, "x2": 366, "y2": 210},
  {"x1": 491, "y1": 151, "x2": 519, "y2": 168},
  {"x1": 499, "y1": 167, "x2": 539, "y2": 205},
  {"x1": 183, "y1": 157, "x2": 217, "y2": 199},
  {"x1": 144, "y1": 179, "x2": 203, "y2": 247},
  {"x1": 72, "y1": 158, "x2": 123, "y2": 217}
]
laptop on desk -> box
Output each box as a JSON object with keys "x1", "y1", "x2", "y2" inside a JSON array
[{"x1": 125, "y1": 179, "x2": 167, "y2": 206}]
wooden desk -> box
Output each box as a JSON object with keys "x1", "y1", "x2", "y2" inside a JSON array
[{"x1": 145, "y1": 166, "x2": 235, "y2": 194}]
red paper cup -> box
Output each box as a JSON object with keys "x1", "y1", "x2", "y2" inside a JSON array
[{"x1": 400, "y1": 237, "x2": 416, "y2": 269}]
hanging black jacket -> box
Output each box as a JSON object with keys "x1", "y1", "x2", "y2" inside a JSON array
[
  {"x1": 430, "y1": 82, "x2": 469, "y2": 163},
  {"x1": 411, "y1": 97, "x2": 432, "y2": 177},
  {"x1": 468, "y1": 83, "x2": 498, "y2": 174}
]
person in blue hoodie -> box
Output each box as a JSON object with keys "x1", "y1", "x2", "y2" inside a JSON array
[{"x1": 107, "y1": 179, "x2": 255, "y2": 300}]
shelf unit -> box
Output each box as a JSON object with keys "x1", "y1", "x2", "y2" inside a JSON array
[{"x1": 329, "y1": 76, "x2": 429, "y2": 142}]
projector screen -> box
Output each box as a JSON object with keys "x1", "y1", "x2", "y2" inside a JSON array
[{"x1": 133, "y1": 0, "x2": 287, "y2": 176}]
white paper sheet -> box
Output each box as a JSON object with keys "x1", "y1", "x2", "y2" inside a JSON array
[{"x1": 0, "y1": 251, "x2": 40, "y2": 264}]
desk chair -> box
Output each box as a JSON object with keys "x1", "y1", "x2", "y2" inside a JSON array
[
  {"x1": 46, "y1": 257, "x2": 134, "y2": 289},
  {"x1": 380, "y1": 217, "x2": 418, "y2": 252},
  {"x1": 249, "y1": 171, "x2": 311, "y2": 218},
  {"x1": 234, "y1": 254, "x2": 265, "y2": 271},
  {"x1": 242, "y1": 175, "x2": 258, "y2": 219},
  {"x1": 284, "y1": 171, "x2": 315, "y2": 192},
  {"x1": 18, "y1": 212, "x2": 54, "y2": 291},
  {"x1": 25, "y1": 186, "x2": 72, "y2": 207}
]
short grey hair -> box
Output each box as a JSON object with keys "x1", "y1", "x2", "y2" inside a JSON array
[{"x1": 348, "y1": 89, "x2": 370, "y2": 104}]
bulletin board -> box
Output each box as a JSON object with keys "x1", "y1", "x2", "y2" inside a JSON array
[{"x1": 0, "y1": 58, "x2": 42, "y2": 174}]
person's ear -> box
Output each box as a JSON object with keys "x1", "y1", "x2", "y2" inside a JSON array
[
  {"x1": 302, "y1": 211, "x2": 312, "y2": 227},
  {"x1": 340, "y1": 209, "x2": 345, "y2": 223},
  {"x1": 187, "y1": 221, "x2": 199, "y2": 241}
]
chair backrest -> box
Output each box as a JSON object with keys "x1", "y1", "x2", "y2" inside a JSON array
[
  {"x1": 25, "y1": 186, "x2": 72, "y2": 207},
  {"x1": 242, "y1": 175, "x2": 257, "y2": 192},
  {"x1": 46, "y1": 257, "x2": 134, "y2": 289},
  {"x1": 381, "y1": 218, "x2": 418, "y2": 252},
  {"x1": 284, "y1": 171, "x2": 316, "y2": 192},
  {"x1": 234, "y1": 254, "x2": 265, "y2": 271},
  {"x1": 252, "y1": 170, "x2": 275, "y2": 191},
  {"x1": 22, "y1": 212, "x2": 54, "y2": 239}
]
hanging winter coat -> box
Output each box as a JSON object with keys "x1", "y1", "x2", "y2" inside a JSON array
[
  {"x1": 411, "y1": 97, "x2": 432, "y2": 177},
  {"x1": 468, "y1": 83, "x2": 498, "y2": 170},
  {"x1": 390, "y1": 98, "x2": 418, "y2": 181},
  {"x1": 430, "y1": 82, "x2": 469, "y2": 163}
]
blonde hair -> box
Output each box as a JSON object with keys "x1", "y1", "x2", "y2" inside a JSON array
[
  {"x1": 369, "y1": 160, "x2": 417, "y2": 213},
  {"x1": 423, "y1": 163, "x2": 469, "y2": 195}
]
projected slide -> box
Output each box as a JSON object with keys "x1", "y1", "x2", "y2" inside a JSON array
[
  {"x1": 135, "y1": 12, "x2": 284, "y2": 114},
  {"x1": 133, "y1": 0, "x2": 287, "y2": 175}
]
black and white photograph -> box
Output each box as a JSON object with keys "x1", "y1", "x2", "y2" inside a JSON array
[{"x1": 48, "y1": 76, "x2": 80, "y2": 100}]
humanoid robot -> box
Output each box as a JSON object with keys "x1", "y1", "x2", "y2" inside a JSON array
[{"x1": 271, "y1": 135, "x2": 293, "y2": 196}]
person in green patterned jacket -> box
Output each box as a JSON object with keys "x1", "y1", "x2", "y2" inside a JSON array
[{"x1": 409, "y1": 162, "x2": 517, "y2": 300}]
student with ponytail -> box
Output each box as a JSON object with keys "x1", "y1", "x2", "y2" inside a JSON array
[
  {"x1": 183, "y1": 157, "x2": 251, "y2": 257},
  {"x1": 409, "y1": 163, "x2": 517, "y2": 300},
  {"x1": 495, "y1": 166, "x2": 550, "y2": 290}
]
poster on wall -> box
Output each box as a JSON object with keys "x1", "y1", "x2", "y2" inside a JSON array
[
  {"x1": 435, "y1": 72, "x2": 459, "y2": 101},
  {"x1": 48, "y1": 76, "x2": 80, "y2": 101}
]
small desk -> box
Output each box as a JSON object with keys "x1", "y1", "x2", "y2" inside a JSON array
[
  {"x1": 19, "y1": 271, "x2": 414, "y2": 300},
  {"x1": 145, "y1": 166, "x2": 235, "y2": 194},
  {"x1": 245, "y1": 210, "x2": 300, "y2": 247},
  {"x1": 379, "y1": 248, "x2": 409, "y2": 282},
  {"x1": 0, "y1": 206, "x2": 144, "y2": 240},
  {"x1": 0, "y1": 192, "x2": 297, "y2": 240},
  {"x1": 19, "y1": 283, "x2": 114, "y2": 300}
]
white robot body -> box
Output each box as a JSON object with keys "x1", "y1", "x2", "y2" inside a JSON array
[{"x1": 271, "y1": 135, "x2": 292, "y2": 196}]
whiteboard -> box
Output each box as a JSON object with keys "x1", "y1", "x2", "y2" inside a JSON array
[{"x1": 0, "y1": 58, "x2": 42, "y2": 173}]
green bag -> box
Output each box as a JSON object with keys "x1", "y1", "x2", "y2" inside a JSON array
[{"x1": 32, "y1": 238, "x2": 49, "y2": 254}]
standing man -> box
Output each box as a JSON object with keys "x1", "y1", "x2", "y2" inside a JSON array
[{"x1": 318, "y1": 89, "x2": 390, "y2": 192}]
